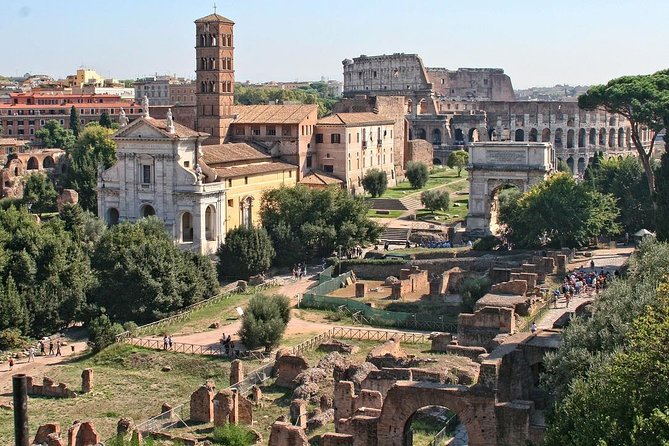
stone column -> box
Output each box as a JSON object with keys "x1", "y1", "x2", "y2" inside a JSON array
[
  {"x1": 230, "y1": 359, "x2": 244, "y2": 386},
  {"x1": 81, "y1": 369, "x2": 93, "y2": 393}
]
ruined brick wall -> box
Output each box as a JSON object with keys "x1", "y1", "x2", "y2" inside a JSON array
[
  {"x1": 458, "y1": 307, "x2": 515, "y2": 350},
  {"x1": 405, "y1": 139, "x2": 433, "y2": 168},
  {"x1": 391, "y1": 267, "x2": 429, "y2": 299},
  {"x1": 27, "y1": 376, "x2": 77, "y2": 398},
  {"x1": 491, "y1": 279, "x2": 528, "y2": 296},
  {"x1": 426, "y1": 67, "x2": 516, "y2": 102}
]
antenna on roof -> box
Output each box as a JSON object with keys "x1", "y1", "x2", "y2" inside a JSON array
[{"x1": 213, "y1": 2, "x2": 217, "y2": 13}]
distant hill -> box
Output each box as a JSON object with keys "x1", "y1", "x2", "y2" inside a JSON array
[{"x1": 515, "y1": 85, "x2": 591, "y2": 101}]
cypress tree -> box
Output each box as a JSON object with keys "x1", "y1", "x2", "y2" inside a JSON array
[
  {"x1": 69, "y1": 106, "x2": 82, "y2": 138},
  {"x1": 99, "y1": 111, "x2": 112, "y2": 128},
  {"x1": 0, "y1": 276, "x2": 30, "y2": 334}
]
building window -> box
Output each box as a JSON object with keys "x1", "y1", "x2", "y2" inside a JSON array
[
  {"x1": 142, "y1": 165, "x2": 151, "y2": 184},
  {"x1": 306, "y1": 155, "x2": 312, "y2": 168},
  {"x1": 323, "y1": 165, "x2": 334, "y2": 173},
  {"x1": 267, "y1": 126, "x2": 276, "y2": 136},
  {"x1": 315, "y1": 133, "x2": 323, "y2": 143},
  {"x1": 244, "y1": 176, "x2": 248, "y2": 184},
  {"x1": 184, "y1": 161, "x2": 190, "y2": 168},
  {"x1": 282, "y1": 126, "x2": 291, "y2": 136},
  {"x1": 228, "y1": 179, "x2": 232, "y2": 187},
  {"x1": 235, "y1": 127, "x2": 245, "y2": 136},
  {"x1": 331, "y1": 133, "x2": 341, "y2": 144},
  {"x1": 227, "y1": 199, "x2": 234, "y2": 207},
  {"x1": 252, "y1": 127, "x2": 260, "y2": 136}
]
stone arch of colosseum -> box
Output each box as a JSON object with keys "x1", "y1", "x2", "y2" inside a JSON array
[
  {"x1": 376, "y1": 382, "x2": 497, "y2": 446},
  {"x1": 466, "y1": 142, "x2": 552, "y2": 235}
]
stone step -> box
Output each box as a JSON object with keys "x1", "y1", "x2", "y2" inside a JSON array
[{"x1": 368, "y1": 198, "x2": 408, "y2": 211}]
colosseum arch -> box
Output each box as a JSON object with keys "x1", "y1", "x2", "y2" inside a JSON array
[
  {"x1": 541, "y1": 128, "x2": 551, "y2": 142},
  {"x1": 567, "y1": 129, "x2": 575, "y2": 148},
  {"x1": 469, "y1": 128, "x2": 479, "y2": 143},
  {"x1": 599, "y1": 128, "x2": 606, "y2": 146},
  {"x1": 554, "y1": 128, "x2": 563, "y2": 149},
  {"x1": 577, "y1": 157, "x2": 586, "y2": 174},
  {"x1": 609, "y1": 129, "x2": 616, "y2": 148},
  {"x1": 578, "y1": 129, "x2": 586, "y2": 148},
  {"x1": 415, "y1": 128, "x2": 427, "y2": 140},
  {"x1": 375, "y1": 382, "x2": 496, "y2": 446},
  {"x1": 589, "y1": 128, "x2": 597, "y2": 146},
  {"x1": 618, "y1": 128, "x2": 625, "y2": 148},
  {"x1": 529, "y1": 128, "x2": 538, "y2": 142},
  {"x1": 27, "y1": 157, "x2": 39, "y2": 170},
  {"x1": 514, "y1": 129, "x2": 524, "y2": 142},
  {"x1": 432, "y1": 128, "x2": 442, "y2": 145}
]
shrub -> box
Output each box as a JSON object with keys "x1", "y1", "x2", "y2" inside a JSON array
[
  {"x1": 446, "y1": 149, "x2": 469, "y2": 177},
  {"x1": 405, "y1": 161, "x2": 429, "y2": 189},
  {"x1": 472, "y1": 235, "x2": 502, "y2": 251},
  {"x1": 217, "y1": 226, "x2": 275, "y2": 280},
  {"x1": 421, "y1": 189, "x2": 450, "y2": 213},
  {"x1": 212, "y1": 423, "x2": 256, "y2": 446},
  {"x1": 0, "y1": 328, "x2": 25, "y2": 350},
  {"x1": 362, "y1": 169, "x2": 388, "y2": 197},
  {"x1": 239, "y1": 294, "x2": 291, "y2": 351},
  {"x1": 88, "y1": 313, "x2": 124, "y2": 353},
  {"x1": 459, "y1": 277, "x2": 491, "y2": 312},
  {"x1": 122, "y1": 321, "x2": 139, "y2": 336}
]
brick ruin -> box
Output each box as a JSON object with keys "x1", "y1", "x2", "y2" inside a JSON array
[
  {"x1": 33, "y1": 420, "x2": 101, "y2": 446},
  {"x1": 26, "y1": 369, "x2": 93, "y2": 399},
  {"x1": 390, "y1": 266, "x2": 429, "y2": 300}
]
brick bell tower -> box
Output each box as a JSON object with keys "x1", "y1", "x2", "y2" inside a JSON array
[{"x1": 195, "y1": 9, "x2": 235, "y2": 145}]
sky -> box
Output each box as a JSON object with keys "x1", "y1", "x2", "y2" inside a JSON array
[{"x1": 1, "y1": 0, "x2": 668, "y2": 89}]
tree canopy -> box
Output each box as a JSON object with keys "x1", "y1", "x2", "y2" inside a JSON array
[
  {"x1": 69, "y1": 106, "x2": 82, "y2": 138},
  {"x1": 235, "y1": 84, "x2": 338, "y2": 118},
  {"x1": 405, "y1": 161, "x2": 429, "y2": 189},
  {"x1": 217, "y1": 225, "x2": 275, "y2": 280},
  {"x1": 238, "y1": 294, "x2": 290, "y2": 351},
  {"x1": 446, "y1": 150, "x2": 469, "y2": 177},
  {"x1": 420, "y1": 189, "x2": 450, "y2": 213},
  {"x1": 656, "y1": 150, "x2": 669, "y2": 240},
  {"x1": 260, "y1": 186, "x2": 380, "y2": 266},
  {"x1": 22, "y1": 173, "x2": 57, "y2": 215},
  {"x1": 499, "y1": 173, "x2": 620, "y2": 248},
  {"x1": 35, "y1": 120, "x2": 76, "y2": 149},
  {"x1": 361, "y1": 169, "x2": 388, "y2": 198}
]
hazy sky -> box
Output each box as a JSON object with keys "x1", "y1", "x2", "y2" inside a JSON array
[{"x1": 2, "y1": 0, "x2": 667, "y2": 89}]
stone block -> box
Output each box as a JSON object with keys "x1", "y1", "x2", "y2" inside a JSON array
[
  {"x1": 491, "y1": 279, "x2": 527, "y2": 296},
  {"x1": 81, "y1": 369, "x2": 93, "y2": 393},
  {"x1": 354, "y1": 282, "x2": 366, "y2": 298},
  {"x1": 274, "y1": 353, "x2": 309, "y2": 388},
  {"x1": 237, "y1": 394, "x2": 254, "y2": 425},
  {"x1": 429, "y1": 332, "x2": 453, "y2": 352},
  {"x1": 213, "y1": 389, "x2": 236, "y2": 427},
  {"x1": 190, "y1": 383, "x2": 215, "y2": 423},
  {"x1": 161, "y1": 402, "x2": 174, "y2": 419},
  {"x1": 320, "y1": 432, "x2": 354, "y2": 446},
  {"x1": 268, "y1": 421, "x2": 309, "y2": 446},
  {"x1": 230, "y1": 359, "x2": 244, "y2": 385},
  {"x1": 74, "y1": 421, "x2": 99, "y2": 446},
  {"x1": 34, "y1": 422, "x2": 60, "y2": 445},
  {"x1": 290, "y1": 399, "x2": 307, "y2": 428},
  {"x1": 45, "y1": 432, "x2": 64, "y2": 446}
]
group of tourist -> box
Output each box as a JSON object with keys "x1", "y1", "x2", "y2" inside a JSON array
[
  {"x1": 219, "y1": 333, "x2": 237, "y2": 357},
  {"x1": 552, "y1": 261, "x2": 613, "y2": 308},
  {"x1": 292, "y1": 263, "x2": 308, "y2": 280},
  {"x1": 162, "y1": 335, "x2": 174, "y2": 350},
  {"x1": 5, "y1": 337, "x2": 69, "y2": 371}
]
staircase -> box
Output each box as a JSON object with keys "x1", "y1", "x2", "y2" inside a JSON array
[
  {"x1": 380, "y1": 227, "x2": 411, "y2": 243},
  {"x1": 368, "y1": 198, "x2": 407, "y2": 211},
  {"x1": 400, "y1": 195, "x2": 423, "y2": 211}
]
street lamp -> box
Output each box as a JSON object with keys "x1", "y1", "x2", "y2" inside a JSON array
[{"x1": 337, "y1": 245, "x2": 343, "y2": 277}]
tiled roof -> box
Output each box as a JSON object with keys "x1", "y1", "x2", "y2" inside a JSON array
[
  {"x1": 213, "y1": 160, "x2": 297, "y2": 179},
  {"x1": 0, "y1": 138, "x2": 26, "y2": 146},
  {"x1": 317, "y1": 112, "x2": 394, "y2": 126},
  {"x1": 231, "y1": 104, "x2": 317, "y2": 125},
  {"x1": 143, "y1": 117, "x2": 205, "y2": 138},
  {"x1": 201, "y1": 143, "x2": 270, "y2": 165},
  {"x1": 299, "y1": 170, "x2": 344, "y2": 186},
  {"x1": 195, "y1": 13, "x2": 234, "y2": 24}
]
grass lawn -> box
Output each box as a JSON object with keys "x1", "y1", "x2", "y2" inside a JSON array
[
  {"x1": 415, "y1": 196, "x2": 469, "y2": 225},
  {"x1": 381, "y1": 167, "x2": 467, "y2": 199},
  {"x1": 0, "y1": 344, "x2": 263, "y2": 444},
  {"x1": 366, "y1": 209, "x2": 405, "y2": 219}
]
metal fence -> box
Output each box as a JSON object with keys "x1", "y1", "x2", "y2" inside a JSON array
[{"x1": 123, "y1": 337, "x2": 271, "y2": 361}]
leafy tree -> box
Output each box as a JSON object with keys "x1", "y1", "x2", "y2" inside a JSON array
[
  {"x1": 656, "y1": 149, "x2": 669, "y2": 241},
  {"x1": 0, "y1": 276, "x2": 29, "y2": 334},
  {"x1": 260, "y1": 186, "x2": 380, "y2": 266},
  {"x1": 217, "y1": 226, "x2": 275, "y2": 280},
  {"x1": 499, "y1": 173, "x2": 620, "y2": 248},
  {"x1": 578, "y1": 70, "x2": 669, "y2": 199},
  {"x1": 459, "y1": 277, "x2": 491, "y2": 312},
  {"x1": 405, "y1": 161, "x2": 429, "y2": 189},
  {"x1": 557, "y1": 158, "x2": 571, "y2": 173},
  {"x1": 35, "y1": 120, "x2": 75, "y2": 149},
  {"x1": 420, "y1": 189, "x2": 450, "y2": 213},
  {"x1": 0, "y1": 328, "x2": 24, "y2": 350},
  {"x1": 59, "y1": 203, "x2": 107, "y2": 251},
  {"x1": 98, "y1": 111, "x2": 113, "y2": 128},
  {"x1": 238, "y1": 294, "x2": 290, "y2": 351},
  {"x1": 22, "y1": 173, "x2": 57, "y2": 214},
  {"x1": 361, "y1": 169, "x2": 388, "y2": 198},
  {"x1": 446, "y1": 150, "x2": 469, "y2": 177},
  {"x1": 88, "y1": 313, "x2": 123, "y2": 353},
  {"x1": 544, "y1": 270, "x2": 669, "y2": 445},
  {"x1": 67, "y1": 123, "x2": 117, "y2": 212},
  {"x1": 90, "y1": 217, "x2": 218, "y2": 323},
  {"x1": 69, "y1": 106, "x2": 82, "y2": 138}
]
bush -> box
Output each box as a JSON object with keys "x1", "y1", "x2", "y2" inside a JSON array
[
  {"x1": 362, "y1": 169, "x2": 388, "y2": 197},
  {"x1": 122, "y1": 321, "x2": 139, "y2": 336},
  {"x1": 472, "y1": 235, "x2": 502, "y2": 251},
  {"x1": 459, "y1": 277, "x2": 491, "y2": 312},
  {"x1": 0, "y1": 328, "x2": 25, "y2": 350},
  {"x1": 421, "y1": 189, "x2": 450, "y2": 213},
  {"x1": 239, "y1": 294, "x2": 291, "y2": 351},
  {"x1": 217, "y1": 226, "x2": 275, "y2": 280},
  {"x1": 88, "y1": 313, "x2": 124, "y2": 353},
  {"x1": 405, "y1": 161, "x2": 429, "y2": 189},
  {"x1": 446, "y1": 149, "x2": 469, "y2": 177},
  {"x1": 212, "y1": 423, "x2": 256, "y2": 446}
]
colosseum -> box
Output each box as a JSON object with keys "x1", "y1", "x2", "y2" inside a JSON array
[{"x1": 342, "y1": 53, "x2": 653, "y2": 175}]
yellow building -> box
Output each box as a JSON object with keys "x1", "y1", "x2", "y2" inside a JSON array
[
  {"x1": 201, "y1": 143, "x2": 297, "y2": 231},
  {"x1": 73, "y1": 68, "x2": 104, "y2": 87}
]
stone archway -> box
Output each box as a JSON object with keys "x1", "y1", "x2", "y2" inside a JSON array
[
  {"x1": 466, "y1": 142, "x2": 551, "y2": 234},
  {"x1": 376, "y1": 382, "x2": 496, "y2": 446}
]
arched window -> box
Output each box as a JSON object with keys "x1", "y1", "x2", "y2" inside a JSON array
[
  {"x1": 27, "y1": 157, "x2": 38, "y2": 170},
  {"x1": 589, "y1": 128, "x2": 596, "y2": 146},
  {"x1": 578, "y1": 129, "x2": 586, "y2": 148},
  {"x1": 514, "y1": 129, "x2": 524, "y2": 142},
  {"x1": 529, "y1": 128, "x2": 538, "y2": 142},
  {"x1": 567, "y1": 129, "x2": 575, "y2": 148},
  {"x1": 599, "y1": 128, "x2": 606, "y2": 146},
  {"x1": 432, "y1": 129, "x2": 442, "y2": 145},
  {"x1": 469, "y1": 128, "x2": 479, "y2": 143},
  {"x1": 567, "y1": 157, "x2": 574, "y2": 173},
  {"x1": 107, "y1": 208, "x2": 119, "y2": 226},
  {"x1": 554, "y1": 128, "x2": 563, "y2": 148},
  {"x1": 541, "y1": 128, "x2": 550, "y2": 142},
  {"x1": 415, "y1": 128, "x2": 426, "y2": 140},
  {"x1": 618, "y1": 128, "x2": 625, "y2": 148},
  {"x1": 454, "y1": 129, "x2": 464, "y2": 142},
  {"x1": 609, "y1": 128, "x2": 616, "y2": 148},
  {"x1": 140, "y1": 204, "x2": 155, "y2": 218},
  {"x1": 42, "y1": 156, "x2": 55, "y2": 169},
  {"x1": 577, "y1": 157, "x2": 586, "y2": 174},
  {"x1": 205, "y1": 205, "x2": 216, "y2": 241},
  {"x1": 181, "y1": 212, "x2": 193, "y2": 242},
  {"x1": 241, "y1": 197, "x2": 253, "y2": 227}
]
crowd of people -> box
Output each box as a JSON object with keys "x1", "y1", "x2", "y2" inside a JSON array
[
  {"x1": 552, "y1": 260, "x2": 614, "y2": 308},
  {"x1": 5, "y1": 337, "x2": 70, "y2": 371}
]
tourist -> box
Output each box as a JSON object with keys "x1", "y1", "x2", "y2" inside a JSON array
[
  {"x1": 162, "y1": 335, "x2": 168, "y2": 350},
  {"x1": 39, "y1": 340, "x2": 45, "y2": 356},
  {"x1": 168, "y1": 335, "x2": 173, "y2": 350},
  {"x1": 28, "y1": 346, "x2": 35, "y2": 363},
  {"x1": 302, "y1": 264, "x2": 308, "y2": 278},
  {"x1": 530, "y1": 322, "x2": 537, "y2": 334},
  {"x1": 552, "y1": 290, "x2": 559, "y2": 308},
  {"x1": 590, "y1": 259, "x2": 595, "y2": 270},
  {"x1": 55, "y1": 340, "x2": 61, "y2": 357},
  {"x1": 565, "y1": 293, "x2": 571, "y2": 308},
  {"x1": 8, "y1": 357, "x2": 14, "y2": 371},
  {"x1": 48, "y1": 340, "x2": 54, "y2": 356}
]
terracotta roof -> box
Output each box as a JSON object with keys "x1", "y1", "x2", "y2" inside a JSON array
[
  {"x1": 317, "y1": 112, "x2": 394, "y2": 126},
  {"x1": 195, "y1": 13, "x2": 234, "y2": 24},
  {"x1": 113, "y1": 117, "x2": 207, "y2": 139},
  {"x1": 0, "y1": 138, "x2": 26, "y2": 146},
  {"x1": 299, "y1": 170, "x2": 344, "y2": 186},
  {"x1": 201, "y1": 143, "x2": 270, "y2": 165},
  {"x1": 231, "y1": 104, "x2": 317, "y2": 125},
  {"x1": 213, "y1": 160, "x2": 297, "y2": 179}
]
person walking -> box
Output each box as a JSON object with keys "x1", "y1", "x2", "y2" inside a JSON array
[
  {"x1": 8, "y1": 357, "x2": 14, "y2": 371},
  {"x1": 168, "y1": 335, "x2": 173, "y2": 350},
  {"x1": 39, "y1": 340, "x2": 45, "y2": 356},
  {"x1": 590, "y1": 259, "x2": 595, "y2": 270},
  {"x1": 530, "y1": 322, "x2": 537, "y2": 334},
  {"x1": 28, "y1": 346, "x2": 35, "y2": 363},
  {"x1": 55, "y1": 340, "x2": 61, "y2": 357},
  {"x1": 48, "y1": 340, "x2": 54, "y2": 356},
  {"x1": 162, "y1": 335, "x2": 168, "y2": 350}
]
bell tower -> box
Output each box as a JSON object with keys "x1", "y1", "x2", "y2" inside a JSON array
[{"x1": 195, "y1": 10, "x2": 235, "y2": 145}]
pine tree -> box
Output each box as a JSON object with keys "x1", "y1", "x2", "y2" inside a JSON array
[
  {"x1": 69, "y1": 106, "x2": 82, "y2": 138},
  {"x1": 0, "y1": 276, "x2": 30, "y2": 334}
]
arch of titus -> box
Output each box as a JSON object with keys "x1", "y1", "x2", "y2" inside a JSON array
[{"x1": 466, "y1": 142, "x2": 553, "y2": 234}]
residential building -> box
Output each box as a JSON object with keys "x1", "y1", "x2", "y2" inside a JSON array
[
  {"x1": 169, "y1": 82, "x2": 196, "y2": 106},
  {"x1": 71, "y1": 69, "x2": 105, "y2": 87},
  {"x1": 314, "y1": 112, "x2": 396, "y2": 194}
]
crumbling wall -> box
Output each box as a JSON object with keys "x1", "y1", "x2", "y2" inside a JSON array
[
  {"x1": 458, "y1": 306, "x2": 515, "y2": 350},
  {"x1": 391, "y1": 266, "x2": 429, "y2": 299},
  {"x1": 27, "y1": 376, "x2": 77, "y2": 398}
]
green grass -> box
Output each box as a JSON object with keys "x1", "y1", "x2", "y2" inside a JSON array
[
  {"x1": 415, "y1": 197, "x2": 469, "y2": 224},
  {"x1": 366, "y1": 209, "x2": 405, "y2": 219},
  {"x1": 381, "y1": 167, "x2": 467, "y2": 199},
  {"x1": 0, "y1": 344, "x2": 262, "y2": 444},
  {"x1": 387, "y1": 246, "x2": 471, "y2": 256}
]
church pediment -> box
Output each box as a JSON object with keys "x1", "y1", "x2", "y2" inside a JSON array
[{"x1": 113, "y1": 118, "x2": 171, "y2": 140}]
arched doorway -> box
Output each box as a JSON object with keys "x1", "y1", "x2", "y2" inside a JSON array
[
  {"x1": 468, "y1": 128, "x2": 479, "y2": 143},
  {"x1": 609, "y1": 128, "x2": 616, "y2": 148},
  {"x1": 578, "y1": 129, "x2": 586, "y2": 148},
  {"x1": 140, "y1": 204, "x2": 155, "y2": 218},
  {"x1": 529, "y1": 128, "x2": 538, "y2": 142},
  {"x1": 589, "y1": 128, "x2": 596, "y2": 146},
  {"x1": 489, "y1": 184, "x2": 521, "y2": 235},
  {"x1": 514, "y1": 129, "x2": 524, "y2": 142},
  {"x1": 241, "y1": 196, "x2": 253, "y2": 227},
  {"x1": 554, "y1": 128, "x2": 563, "y2": 149},
  {"x1": 403, "y1": 406, "x2": 464, "y2": 446},
  {"x1": 415, "y1": 128, "x2": 426, "y2": 140},
  {"x1": 541, "y1": 128, "x2": 551, "y2": 142},
  {"x1": 567, "y1": 129, "x2": 575, "y2": 148},
  {"x1": 42, "y1": 156, "x2": 55, "y2": 169},
  {"x1": 454, "y1": 129, "x2": 464, "y2": 143},
  {"x1": 577, "y1": 157, "x2": 586, "y2": 174},
  {"x1": 181, "y1": 212, "x2": 193, "y2": 242},
  {"x1": 106, "y1": 208, "x2": 119, "y2": 226},
  {"x1": 567, "y1": 156, "x2": 574, "y2": 173},
  {"x1": 433, "y1": 158, "x2": 443, "y2": 166},
  {"x1": 432, "y1": 128, "x2": 442, "y2": 145},
  {"x1": 205, "y1": 205, "x2": 216, "y2": 241},
  {"x1": 27, "y1": 157, "x2": 39, "y2": 170}
]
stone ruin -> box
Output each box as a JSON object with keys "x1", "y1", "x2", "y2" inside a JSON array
[
  {"x1": 268, "y1": 421, "x2": 309, "y2": 446},
  {"x1": 190, "y1": 382, "x2": 215, "y2": 423},
  {"x1": 188, "y1": 380, "x2": 254, "y2": 429},
  {"x1": 25, "y1": 369, "x2": 93, "y2": 400},
  {"x1": 33, "y1": 420, "x2": 100, "y2": 446},
  {"x1": 390, "y1": 266, "x2": 429, "y2": 300},
  {"x1": 273, "y1": 350, "x2": 310, "y2": 388}
]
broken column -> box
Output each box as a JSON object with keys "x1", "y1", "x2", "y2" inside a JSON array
[
  {"x1": 355, "y1": 282, "x2": 367, "y2": 298},
  {"x1": 289, "y1": 399, "x2": 307, "y2": 428},
  {"x1": 81, "y1": 369, "x2": 93, "y2": 393},
  {"x1": 230, "y1": 359, "x2": 244, "y2": 385},
  {"x1": 213, "y1": 389, "x2": 236, "y2": 427},
  {"x1": 190, "y1": 383, "x2": 215, "y2": 423}
]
